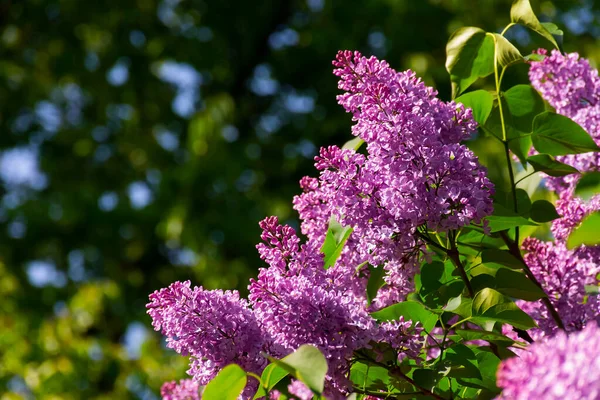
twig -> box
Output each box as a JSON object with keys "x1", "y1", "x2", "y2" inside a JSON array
[
  {"x1": 447, "y1": 233, "x2": 475, "y2": 298},
  {"x1": 499, "y1": 231, "x2": 566, "y2": 330}
]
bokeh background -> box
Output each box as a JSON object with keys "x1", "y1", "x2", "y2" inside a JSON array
[{"x1": 0, "y1": 0, "x2": 599, "y2": 398}]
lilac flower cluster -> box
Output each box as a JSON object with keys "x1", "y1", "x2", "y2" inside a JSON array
[
  {"x1": 294, "y1": 50, "x2": 494, "y2": 308},
  {"x1": 529, "y1": 49, "x2": 600, "y2": 194},
  {"x1": 148, "y1": 51, "x2": 496, "y2": 399},
  {"x1": 498, "y1": 50, "x2": 600, "y2": 399},
  {"x1": 552, "y1": 193, "x2": 600, "y2": 241},
  {"x1": 519, "y1": 238, "x2": 600, "y2": 339},
  {"x1": 148, "y1": 217, "x2": 423, "y2": 399},
  {"x1": 160, "y1": 379, "x2": 199, "y2": 400},
  {"x1": 147, "y1": 281, "x2": 270, "y2": 386},
  {"x1": 249, "y1": 216, "x2": 422, "y2": 397},
  {"x1": 517, "y1": 195, "x2": 600, "y2": 339},
  {"x1": 497, "y1": 323, "x2": 600, "y2": 399},
  {"x1": 286, "y1": 380, "x2": 314, "y2": 400}
]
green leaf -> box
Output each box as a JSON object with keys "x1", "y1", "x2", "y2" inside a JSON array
[
  {"x1": 471, "y1": 288, "x2": 537, "y2": 330},
  {"x1": 342, "y1": 137, "x2": 364, "y2": 151},
  {"x1": 413, "y1": 369, "x2": 444, "y2": 392},
  {"x1": 321, "y1": 222, "x2": 353, "y2": 269},
  {"x1": 510, "y1": 0, "x2": 560, "y2": 49},
  {"x1": 472, "y1": 288, "x2": 505, "y2": 315},
  {"x1": 455, "y1": 329, "x2": 514, "y2": 344},
  {"x1": 473, "y1": 301, "x2": 537, "y2": 330},
  {"x1": 527, "y1": 154, "x2": 579, "y2": 177},
  {"x1": 524, "y1": 52, "x2": 546, "y2": 62},
  {"x1": 470, "y1": 264, "x2": 504, "y2": 278},
  {"x1": 540, "y1": 22, "x2": 564, "y2": 39},
  {"x1": 471, "y1": 273, "x2": 498, "y2": 294},
  {"x1": 515, "y1": 188, "x2": 532, "y2": 216},
  {"x1": 203, "y1": 364, "x2": 247, "y2": 400},
  {"x1": 567, "y1": 211, "x2": 600, "y2": 249},
  {"x1": 529, "y1": 200, "x2": 560, "y2": 223},
  {"x1": 253, "y1": 363, "x2": 289, "y2": 399},
  {"x1": 419, "y1": 261, "x2": 447, "y2": 293},
  {"x1": 445, "y1": 295, "x2": 473, "y2": 319},
  {"x1": 456, "y1": 90, "x2": 494, "y2": 125},
  {"x1": 270, "y1": 345, "x2": 328, "y2": 394},
  {"x1": 503, "y1": 85, "x2": 545, "y2": 133},
  {"x1": 495, "y1": 268, "x2": 546, "y2": 300},
  {"x1": 574, "y1": 172, "x2": 600, "y2": 199},
  {"x1": 371, "y1": 301, "x2": 438, "y2": 332},
  {"x1": 366, "y1": 264, "x2": 385, "y2": 306},
  {"x1": 483, "y1": 86, "x2": 544, "y2": 165},
  {"x1": 492, "y1": 33, "x2": 523, "y2": 68},
  {"x1": 481, "y1": 249, "x2": 524, "y2": 270},
  {"x1": 508, "y1": 134, "x2": 533, "y2": 166},
  {"x1": 486, "y1": 203, "x2": 537, "y2": 232},
  {"x1": 349, "y1": 362, "x2": 390, "y2": 391},
  {"x1": 532, "y1": 112, "x2": 600, "y2": 156},
  {"x1": 585, "y1": 285, "x2": 600, "y2": 295},
  {"x1": 456, "y1": 351, "x2": 501, "y2": 392},
  {"x1": 444, "y1": 345, "x2": 482, "y2": 380},
  {"x1": 493, "y1": 189, "x2": 530, "y2": 217},
  {"x1": 446, "y1": 27, "x2": 495, "y2": 98}
]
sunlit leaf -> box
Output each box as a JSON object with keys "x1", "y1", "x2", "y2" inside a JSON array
[
  {"x1": 567, "y1": 211, "x2": 600, "y2": 249},
  {"x1": 532, "y1": 112, "x2": 600, "y2": 156},
  {"x1": 269, "y1": 345, "x2": 328, "y2": 394},
  {"x1": 492, "y1": 33, "x2": 523, "y2": 68},
  {"x1": 456, "y1": 90, "x2": 494, "y2": 125},
  {"x1": 510, "y1": 0, "x2": 560, "y2": 49},
  {"x1": 203, "y1": 364, "x2": 247, "y2": 400},
  {"x1": 527, "y1": 154, "x2": 579, "y2": 177},
  {"x1": 446, "y1": 27, "x2": 495, "y2": 97}
]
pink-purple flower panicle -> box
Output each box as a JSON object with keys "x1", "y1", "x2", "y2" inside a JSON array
[
  {"x1": 518, "y1": 238, "x2": 600, "y2": 339},
  {"x1": 148, "y1": 51, "x2": 495, "y2": 398},
  {"x1": 497, "y1": 323, "x2": 600, "y2": 399},
  {"x1": 249, "y1": 216, "x2": 421, "y2": 397},
  {"x1": 517, "y1": 193, "x2": 600, "y2": 339},
  {"x1": 529, "y1": 49, "x2": 600, "y2": 194},
  {"x1": 160, "y1": 379, "x2": 200, "y2": 400},
  {"x1": 147, "y1": 281, "x2": 269, "y2": 386}
]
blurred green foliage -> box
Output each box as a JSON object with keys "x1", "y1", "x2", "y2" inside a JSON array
[{"x1": 0, "y1": 0, "x2": 598, "y2": 398}]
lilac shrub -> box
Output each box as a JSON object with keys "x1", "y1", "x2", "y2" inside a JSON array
[
  {"x1": 147, "y1": 51, "x2": 494, "y2": 398},
  {"x1": 147, "y1": 4, "x2": 600, "y2": 399}
]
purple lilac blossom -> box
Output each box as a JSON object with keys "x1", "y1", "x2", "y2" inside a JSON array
[
  {"x1": 148, "y1": 51, "x2": 494, "y2": 398},
  {"x1": 529, "y1": 49, "x2": 600, "y2": 194},
  {"x1": 515, "y1": 195, "x2": 600, "y2": 339},
  {"x1": 294, "y1": 51, "x2": 494, "y2": 308},
  {"x1": 496, "y1": 323, "x2": 600, "y2": 400},
  {"x1": 518, "y1": 238, "x2": 600, "y2": 338},
  {"x1": 552, "y1": 193, "x2": 600, "y2": 241},
  {"x1": 249, "y1": 216, "x2": 422, "y2": 398},
  {"x1": 160, "y1": 379, "x2": 200, "y2": 400},
  {"x1": 287, "y1": 380, "x2": 313, "y2": 400},
  {"x1": 146, "y1": 281, "x2": 269, "y2": 388},
  {"x1": 517, "y1": 194, "x2": 600, "y2": 339}
]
